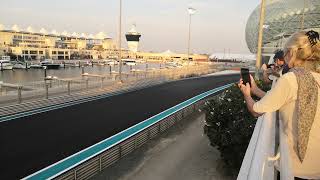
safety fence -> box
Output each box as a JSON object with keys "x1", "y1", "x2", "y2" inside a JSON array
[
  {"x1": 0, "y1": 64, "x2": 216, "y2": 118},
  {"x1": 23, "y1": 83, "x2": 233, "y2": 180}
]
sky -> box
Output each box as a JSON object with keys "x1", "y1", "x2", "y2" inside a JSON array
[{"x1": 0, "y1": 0, "x2": 260, "y2": 54}]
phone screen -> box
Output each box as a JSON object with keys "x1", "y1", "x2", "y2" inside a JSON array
[{"x1": 241, "y1": 68, "x2": 251, "y2": 87}]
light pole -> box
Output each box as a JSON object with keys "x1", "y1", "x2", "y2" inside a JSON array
[
  {"x1": 118, "y1": 0, "x2": 123, "y2": 82},
  {"x1": 256, "y1": 0, "x2": 266, "y2": 79},
  {"x1": 301, "y1": 0, "x2": 307, "y2": 30},
  {"x1": 187, "y1": 7, "x2": 196, "y2": 65}
]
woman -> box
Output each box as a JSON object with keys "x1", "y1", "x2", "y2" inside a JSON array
[{"x1": 238, "y1": 30, "x2": 320, "y2": 179}]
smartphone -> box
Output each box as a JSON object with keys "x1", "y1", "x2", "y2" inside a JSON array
[
  {"x1": 267, "y1": 64, "x2": 275, "y2": 68},
  {"x1": 241, "y1": 68, "x2": 251, "y2": 87}
]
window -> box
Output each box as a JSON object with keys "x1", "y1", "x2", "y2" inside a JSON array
[
  {"x1": 30, "y1": 51, "x2": 37, "y2": 54},
  {"x1": 39, "y1": 51, "x2": 43, "y2": 54},
  {"x1": 58, "y1": 51, "x2": 64, "y2": 55},
  {"x1": 52, "y1": 51, "x2": 57, "y2": 55}
]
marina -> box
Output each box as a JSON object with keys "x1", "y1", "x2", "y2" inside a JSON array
[{"x1": 0, "y1": 60, "x2": 165, "y2": 84}]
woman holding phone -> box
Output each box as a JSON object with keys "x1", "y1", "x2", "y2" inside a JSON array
[{"x1": 238, "y1": 30, "x2": 320, "y2": 179}]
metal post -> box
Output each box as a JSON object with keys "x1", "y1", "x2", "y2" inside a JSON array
[
  {"x1": 187, "y1": 13, "x2": 192, "y2": 64},
  {"x1": 18, "y1": 86, "x2": 22, "y2": 103},
  {"x1": 67, "y1": 81, "x2": 71, "y2": 95},
  {"x1": 78, "y1": 61, "x2": 81, "y2": 68},
  {"x1": 81, "y1": 66, "x2": 84, "y2": 75},
  {"x1": 158, "y1": 122, "x2": 161, "y2": 133},
  {"x1": 74, "y1": 169, "x2": 77, "y2": 180},
  {"x1": 118, "y1": 0, "x2": 123, "y2": 82},
  {"x1": 101, "y1": 77, "x2": 104, "y2": 88},
  {"x1": 301, "y1": 0, "x2": 307, "y2": 30},
  {"x1": 109, "y1": 65, "x2": 112, "y2": 74},
  {"x1": 118, "y1": 145, "x2": 122, "y2": 158},
  {"x1": 147, "y1": 128, "x2": 151, "y2": 140},
  {"x1": 45, "y1": 83, "x2": 49, "y2": 99},
  {"x1": 44, "y1": 66, "x2": 47, "y2": 79},
  {"x1": 86, "y1": 79, "x2": 89, "y2": 90},
  {"x1": 99, "y1": 156, "x2": 102, "y2": 171},
  {"x1": 255, "y1": 0, "x2": 266, "y2": 79}
]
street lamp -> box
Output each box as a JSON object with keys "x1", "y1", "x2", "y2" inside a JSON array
[
  {"x1": 187, "y1": 7, "x2": 196, "y2": 65},
  {"x1": 118, "y1": 0, "x2": 123, "y2": 82}
]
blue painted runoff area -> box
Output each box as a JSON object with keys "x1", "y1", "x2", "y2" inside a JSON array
[{"x1": 23, "y1": 83, "x2": 233, "y2": 180}]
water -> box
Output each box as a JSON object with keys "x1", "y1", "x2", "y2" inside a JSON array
[{"x1": 0, "y1": 62, "x2": 162, "y2": 84}]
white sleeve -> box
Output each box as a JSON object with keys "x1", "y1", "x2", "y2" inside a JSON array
[{"x1": 253, "y1": 74, "x2": 294, "y2": 113}]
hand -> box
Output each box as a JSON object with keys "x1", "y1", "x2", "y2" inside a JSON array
[
  {"x1": 249, "y1": 75, "x2": 258, "y2": 94},
  {"x1": 238, "y1": 79, "x2": 251, "y2": 97},
  {"x1": 261, "y1": 64, "x2": 267, "y2": 71}
]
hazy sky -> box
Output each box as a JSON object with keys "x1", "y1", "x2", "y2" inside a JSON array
[{"x1": 0, "y1": 0, "x2": 260, "y2": 54}]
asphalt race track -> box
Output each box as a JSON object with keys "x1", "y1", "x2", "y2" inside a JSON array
[{"x1": 0, "y1": 74, "x2": 239, "y2": 179}]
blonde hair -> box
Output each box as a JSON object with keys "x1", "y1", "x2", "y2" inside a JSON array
[{"x1": 284, "y1": 30, "x2": 320, "y2": 72}]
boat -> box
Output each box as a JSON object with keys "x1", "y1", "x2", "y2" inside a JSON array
[
  {"x1": 103, "y1": 59, "x2": 118, "y2": 65},
  {"x1": 0, "y1": 56, "x2": 13, "y2": 70},
  {"x1": 83, "y1": 61, "x2": 93, "y2": 66},
  {"x1": 13, "y1": 63, "x2": 28, "y2": 69},
  {"x1": 135, "y1": 59, "x2": 145, "y2": 63},
  {"x1": 29, "y1": 64, "x2": 43, "y2": 69},
  {"x1": 40, "y1": 59, "x2": 60, "y2": 69},
  {"x1": 122, "y1": 59, "x2": 137, "y2": 66}
]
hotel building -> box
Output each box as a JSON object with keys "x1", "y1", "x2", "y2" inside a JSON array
[{"x1": 0, "y1": 25, "x2": 208, "y2": 62}]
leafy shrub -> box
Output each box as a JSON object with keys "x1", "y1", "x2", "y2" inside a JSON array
[{"x1": 203, "y1": 81, "x2": 270, "y2": 172}]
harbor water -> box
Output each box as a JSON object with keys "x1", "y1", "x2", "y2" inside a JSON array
[{"x1": 0, "y1": 62, "x2": 163, "y2": 84}]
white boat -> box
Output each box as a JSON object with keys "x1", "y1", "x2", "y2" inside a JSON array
[
  {"x1": 40, "y1": 59, "x2": 60, "y2": 69},
  {"x1": 30, "y1": 63, "x2": 44, "y2": 69},
  {"x1": 0, "y1": 56, "x2": 13, "y2": 70},
  {"x1": 122, "y1": 59, "x2": 137, "y2": 66},
  {"x1": 135, "y1": 59, "x2": 145, "y2": 63},
  {"x1": 103, "y1": 59, "x2": 118, "y2": 65},
  {"x1": 13, "y1": 63, "x2": 28, "y2": 69}
]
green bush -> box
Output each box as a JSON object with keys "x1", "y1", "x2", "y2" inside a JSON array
[{"x1": 203, "y1": 81, "x2": 270, "y2": 173}]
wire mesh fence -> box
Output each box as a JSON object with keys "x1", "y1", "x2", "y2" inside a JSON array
[{"x1": 0, "y1": 64, "x2": 217, "y2": 116}]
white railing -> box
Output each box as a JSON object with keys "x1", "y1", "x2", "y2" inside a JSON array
[{"x1": 237, "y1": 112, "x2": 294, "y2": 180}]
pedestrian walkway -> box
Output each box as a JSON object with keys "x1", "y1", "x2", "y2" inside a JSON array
[{"x1": 93, "y1": 112, "x2": 234, "y2": 180}]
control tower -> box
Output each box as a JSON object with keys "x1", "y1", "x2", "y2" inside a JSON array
[{"x1": 125, "y1": 24, "x2": 141, "y2": 53}]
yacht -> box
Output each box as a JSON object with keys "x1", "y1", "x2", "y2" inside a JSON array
[
  {"x1": 103, "y1": 59, "x2": 118, "y2": 66},
  {"x1": 13, "y1": 61, "x2": 29, "y2": 69},
  {"x1": 122, "y1": 59, "x2": 137, "y2": 66},
  {"x1": 40, "y1": 59, "x2": 60, "y2": 69},
  {"x1": 0, "y1": 56, "x2": 13, "y2": 70}
]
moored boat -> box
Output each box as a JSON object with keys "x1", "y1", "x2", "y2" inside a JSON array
[{"x1": 0, "y1": 56, "x2": 13, "y2": 70}]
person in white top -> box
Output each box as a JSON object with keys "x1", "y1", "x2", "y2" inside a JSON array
[{"x1": 238, "y1": 30, "x2": 320, "y2": 179}]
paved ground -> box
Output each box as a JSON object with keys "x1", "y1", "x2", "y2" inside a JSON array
[
  {"x1": 0, "y1": 74, "x2": 239, "y2": 179},
  {"x1": 93, "y1": 113, "x2": 234, "y2": 180}
]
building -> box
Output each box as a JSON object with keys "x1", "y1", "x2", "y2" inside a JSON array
[
  {"x1": 246, "y1": 0, "x2": 320, "y2": 63},
  {"x1": 0, "y1": 26, "x2": 116, "y2": 60},
  {"x1": 0, "y1": 24, "x2": 208, "y2": 62}
]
